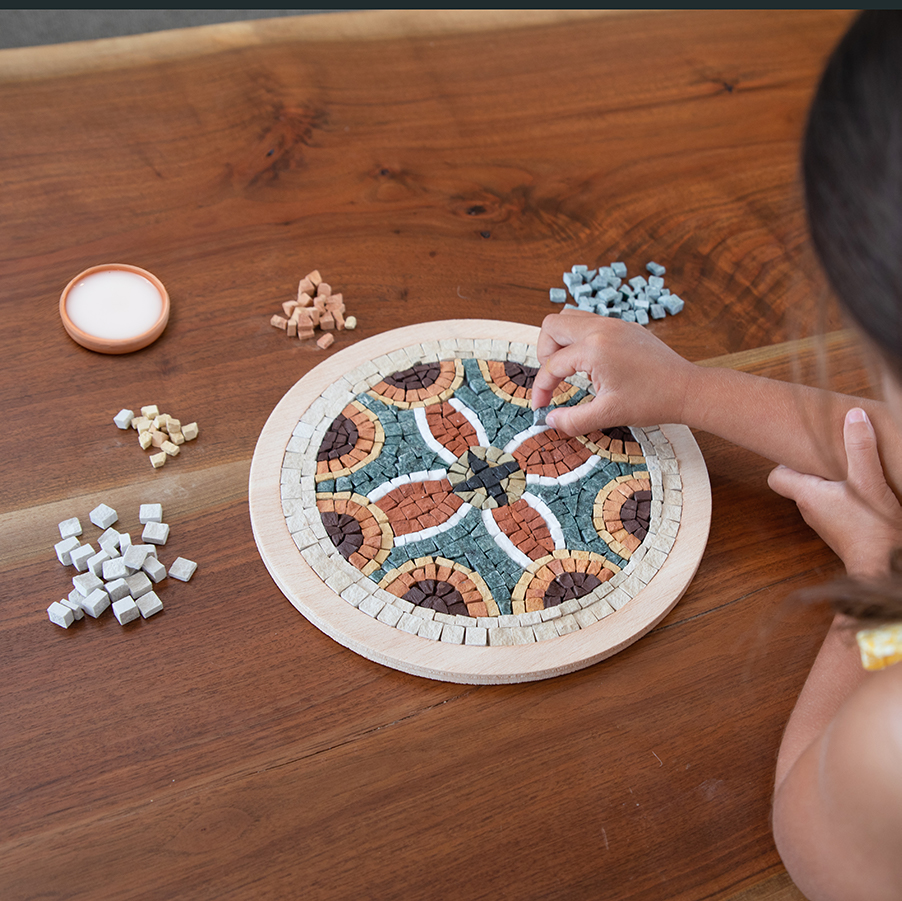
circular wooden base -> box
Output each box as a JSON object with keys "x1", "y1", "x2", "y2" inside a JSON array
[{"x1": 249, "y1": 320, "x2": 711, "y2": 683}]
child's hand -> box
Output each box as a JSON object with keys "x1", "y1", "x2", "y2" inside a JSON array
[
  {"x1": 532, "y1": 311, "x2": 696, "y2": 436},
  {"x1": 768, "y1": 408, "x2": 902, "y2": 580}
]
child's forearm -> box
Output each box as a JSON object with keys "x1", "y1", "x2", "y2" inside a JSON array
[
  {"x1": 534, "y1": 313, "x2": 902, "y2": 494},
  {"x1": 681, "y1": 365, "x2": 902, "y2": 495}
]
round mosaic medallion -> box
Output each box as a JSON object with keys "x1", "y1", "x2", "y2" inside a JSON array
[{"x1": 249, "y1": 320, "x2": 711, "y2": 683}]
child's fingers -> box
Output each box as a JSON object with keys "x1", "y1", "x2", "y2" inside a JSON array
[
  {"x1": 532, "y1": 358, "x2": 575, "y2": 409},
  {"x1": 767, "y1": 464, "x2": 824, "y2": 505},
  {"x1": 536, "y1": 310, "x2": 595, "y2": 363}
]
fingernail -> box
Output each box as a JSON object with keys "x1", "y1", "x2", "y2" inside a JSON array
[{"x1": 847, "y1": 407, "x2": 869, "y2": 425}]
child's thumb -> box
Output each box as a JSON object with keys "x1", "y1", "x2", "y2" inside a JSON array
[{"x1": 843, "y1": 407, "x2": 885, "y2": 497}]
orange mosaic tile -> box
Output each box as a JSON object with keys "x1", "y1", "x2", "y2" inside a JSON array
[
  {"x1": 425, "y1": 402, "x2": 478, "y2": 457},
  {"x1": 513, "y1": 431, "x2": 593, "y2": 478},
  {"x1": 491, "y1": 498, "x2": 555, "y2": 560},
  {"x1": 374, "y1": 479, "x2": 464, "y2": 536}
]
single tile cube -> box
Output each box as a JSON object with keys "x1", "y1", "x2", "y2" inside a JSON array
[
  {"x1": 142, "y1": 556, "x2": 168, "y2": 583},
  {"x1": 150, "y1": 452, "x2": 167, "y2": 469},
  {"x1": 136, "y1": 591, "x2": 164, "y2": 619},
  {"x1": 126, "y1": 571, "x2": 153, "y2": 598},
  {"x1": 142, "y1": 521, "x2": 170, "y2": 546},
  {"x1": 59, "y1": 595, "x2": 85, "y2": 620},
  {"x1": 73, "y1": 571, "x2": 103, "y2": 597},
  {"x1": 48, "y1": 601, "x2": 76, "y2": 628},
  {"x1": 102, "y1": 558, "x2": 129, "y2": 581},
  {"x1": 70, "y1": 543, "x2": 96, "y2": 572},
  {"x1": 182, "y1": 422, "x2": 199, "y2": 441},
  {"x1": 168, "y1": 557, "x2": 197, "y2": 583},
  {"x1": 532, "y1": 406, "x2": 554, "y2": 427},
  {"x1": 104, "y1": 579, "x2": 130, "y2": 603},
  {"x1": 139, "y1": 503, "x2": 163, "y2": 524},
  {"x1": 81, "y1": 588, "x2": 111, "y2": 617},
  {"x1": 118, "y1": 532, "x2": 132, "y2": 551},
  {"x1": 113, "y1": 409, "x2": 134, "y2": 429},
  {"x1": 140, "y1": 404, "x2": 159, "y2": 419},
  {"x1": 112, "y1": 598, "x2": 140, "y2": 625},
  {"x1": 98, "y1": 530, "x2": 121, "y2": 558},
  {"x1": 87, "y1": 549, "x2": 111, "y2": 577},
  {"x1": 58, "y1": 517, "x2": 82, "y2": 539},
  {"x1": 55, "y1": 536, "x2": 81, "y2": 565},
  {"x1": 123, "y1": 543, "x2": 151, "y2": 570},
  {"x1": 89, "y1": 504, "x2": 118, "y2": 529}
]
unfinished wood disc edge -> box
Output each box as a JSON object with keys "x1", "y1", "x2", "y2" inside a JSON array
[{"x1": 249, "y1": 320, "x2": 711, "y2": 684}]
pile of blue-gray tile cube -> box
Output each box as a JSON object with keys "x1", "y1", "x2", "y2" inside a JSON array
[{"x1": 549, "y1": 261, "x2": 684, "y2": 325}]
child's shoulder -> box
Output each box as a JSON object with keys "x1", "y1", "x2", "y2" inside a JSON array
[{"x1": 776, "y1": 664, "x2": 902, "y2": 900}]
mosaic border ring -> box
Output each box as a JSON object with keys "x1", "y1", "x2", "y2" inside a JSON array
[{"x1": 249, "y1": 320, "x2": 711, "y2": 684}]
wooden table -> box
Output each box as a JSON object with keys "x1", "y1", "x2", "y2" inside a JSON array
[{"x1": 0, "y1": 11, "x2": 860, "y2": 900}]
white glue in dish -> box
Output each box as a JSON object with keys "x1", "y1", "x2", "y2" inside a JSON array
[{"x1": 60, "y1": 264, "x2": 170, "y2": 354}]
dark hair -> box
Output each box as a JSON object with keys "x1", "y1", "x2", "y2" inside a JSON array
[
  {"x1": 804, "y1": 11, "x2": 902, "y2": 380},
  {"x1": 804, "y1": 11, "x2": 902, "y2": 620}
]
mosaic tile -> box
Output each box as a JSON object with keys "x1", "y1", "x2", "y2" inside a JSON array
[{"x1": 280, "y1": 339, "x2": 684, "y2": 644}]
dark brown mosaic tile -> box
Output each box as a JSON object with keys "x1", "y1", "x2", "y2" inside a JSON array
[
  {"x1": 503, "y1": 361, "x2": 539, "y2": 389},
  {"x1": 603, "y1": 426, "x2": 634, "y2": 445},
  {"x1": 620, "y1": 492, "x2": 651, "y2": 540},
  {"x1": 544, "y1": 571, "x2": 603, "y2": 607},
  {"x1": 322, "y1": 511, "x2": 365, "y2": 559},
  {"x1": 403, "y1": 579, "x2": 469, "y2": 616},
  {"x1": 383, "y1": 363, "x2": 442, "y2": 391},
  {"x1": 318, "y1": 414, "x2": 359, "y2": 462}
]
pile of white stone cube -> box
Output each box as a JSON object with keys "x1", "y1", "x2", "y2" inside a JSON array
[{"x1": 48, "y1": 502, "x2": 197, "y2": 629}]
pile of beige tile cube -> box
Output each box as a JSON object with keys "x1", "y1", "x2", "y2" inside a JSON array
[{"x1": 113, "y1": 404, "x2": 199, "y2": 469}]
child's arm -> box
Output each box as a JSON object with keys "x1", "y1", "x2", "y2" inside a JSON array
[{"x1": 532, "y1": 311, "x2": 902, "y2": 495}]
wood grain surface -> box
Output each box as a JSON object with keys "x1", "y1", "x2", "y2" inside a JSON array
[{"x1": 0, "y1": 10, "x2": 859, "y2": 900}]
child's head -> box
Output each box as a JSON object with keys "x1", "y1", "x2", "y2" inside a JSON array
[{"x1": 804, "y1": 12, "x2": 902, "y2": 388}]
